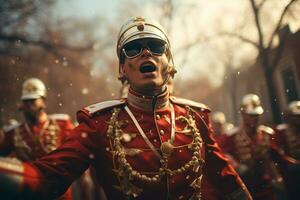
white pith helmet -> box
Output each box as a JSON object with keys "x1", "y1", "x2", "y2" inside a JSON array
[
  {"x1": 116, "y1": 16, "x2": 171, "y2": 59},
  {"x1": 240, "y1": 94, "x2": 264, "y2": 115},
  {"x1": 21, "y1": 78, "x2": 46, "y2": 100}
]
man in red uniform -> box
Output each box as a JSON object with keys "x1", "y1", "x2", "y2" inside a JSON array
[
  {"x1": 211, "y1": 111, "x2": 234, "y2": 145},
  {"x1": 274, "y1": 101, "x2": 300, "y2": 200},
  {"x1": 0, "y1": 78, "x2": 74, "y2": 200},
  {"x1": 0, "y1": 17, "x2": 252, "y2": 200},
  {"x1": 220, "y1": 94, "x2": 287, "y2": 200}
]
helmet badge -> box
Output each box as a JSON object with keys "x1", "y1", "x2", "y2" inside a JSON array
[{"x1": 137, "y1": 23, "x2": 144, "y2": 31}]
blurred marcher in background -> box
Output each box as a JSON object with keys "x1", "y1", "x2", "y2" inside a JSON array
[
  {"x1": 211, "y1": 111, "x2": 226, "y2": 136},
  {"x1": 2, "y1": 119, "x2": 19, "y2": 132},
  {"x1": 0, "y1": 119, "x2": 19, "y2": 156},
  {"x1": 0, "y1": 17, "x2": 252, "y2": 200},
  {"x1": 211, "y1": 111, "x2": 234, "y2": 145},
  {"x1": 220, "y1": 94, "x2": 289, "y2": 200},
  {"x1": 0, "y1": 78, "x2": 75, "y2": 200},
  {"x1": 273, "y1": 101, "x2": 300, "y2": 200}
]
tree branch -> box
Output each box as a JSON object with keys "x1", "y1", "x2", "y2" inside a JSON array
[
  {"x1": 1, "y1": 6, "x2": 37, "y2": 28},
  {"x1": 257, "y1": 0, "x2": 269, "y2": 9},
  {"x1": 0, "y1": 0, "x2": 53, "y2": 28},
  {"x1": 271, "y1": 26, "x2": 290, "y2": 70},
  {"x1": 267, "y1": 0, "x2": 298, "y2": 49},
  {"x1": 249, "y1": 0, "x2": 265, "y2": 52},
  {"x1": 218, "y1": 32, "x2": 259, "y2": 49},
  {"x1": 0, "y1": 33, "x2": 93, "y2": 52}
]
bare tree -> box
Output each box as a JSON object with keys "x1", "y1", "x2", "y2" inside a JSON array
[
  {"x1": 0, "y1": 0, "x2": 94, "y2": 55},
  {"x1": 249, "y1": 0, "x2": 299, "y2": 123},
  {"x1": 222, "y1": 0, "x2": 299, "y2": 123}
]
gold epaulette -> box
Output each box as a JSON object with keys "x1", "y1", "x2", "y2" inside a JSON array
[
  {"x1": 3, "y1": 123, "x2": 20, "y2": 133},
  {"x1": 81, "y1": 99, "x2": 126, "y2": 117},
  {"x1": 276, "y1": 123, "x2": 288, "y2": 131},
  {"x1": 257, "y1": 125, "x2": 275, "y2": 135},
  {"x1": 169, "y1": 96, "x2": 210, "y2": 112},
  {"x1": 49, "y1": 114, "x2": 70, "y2": 121},
  {"x1": 225, "y1": 126, "x2": 239, "y2": 136}
]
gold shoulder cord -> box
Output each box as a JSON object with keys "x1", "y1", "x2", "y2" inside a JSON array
[
  {"x1": 13, "y1": 125, "x2": 33, "y2": 161},
  {"x1": 106, "y1": 106, "x2": 205, "y2": 199},
  {"x1": 41, "y1": 119, "x2": 60, "y2": 153},
  {"x1": 24, "y1": 120, "x2": 57, "y2": 155},
  {"x1": 13, "y1": 119, "x2": 59, "y2": 161}
]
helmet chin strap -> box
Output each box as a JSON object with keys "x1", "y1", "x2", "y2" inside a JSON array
[
  {"x1": 159, "y1": 51, "x2": 177, "y2": 89},
  {"x1": 160, "y1": 65, "x2": 176, "y2": 88}
]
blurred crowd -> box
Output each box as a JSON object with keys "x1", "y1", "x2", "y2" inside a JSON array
[{"x1": 211, "y1": 94, "x2": 300, "y2": 200}]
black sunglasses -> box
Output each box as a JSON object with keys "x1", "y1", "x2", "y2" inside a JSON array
[{"x1": 122, "y1": 39, "x2": 166, "y2": 59}]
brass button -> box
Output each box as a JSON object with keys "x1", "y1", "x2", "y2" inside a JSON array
[
  {"x1": 122, "y1": 133, "x2": 132, "y2": 142},
  {"x1": 160, "y1": 129, "x2": 165, "y2": 135},
  {"x1": 156, "y1": 114, "x2": 161, "y2": 120}
]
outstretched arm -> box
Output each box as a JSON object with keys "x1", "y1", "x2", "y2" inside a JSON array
[{"x1": 0, "y1": 122, "x2": 97, "y2": 199}]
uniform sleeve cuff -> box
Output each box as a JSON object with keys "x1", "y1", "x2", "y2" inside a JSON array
[{"x1": 0, "y1": 157, "x2": 24, "y2": 197}]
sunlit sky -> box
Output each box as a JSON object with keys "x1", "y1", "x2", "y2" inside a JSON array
[
  {"x1": 53, "y1": 0, "x2": 300, "y2": 86},
  {"x1": 55, "y1": 0, "x2": 119, "y2": 19}
]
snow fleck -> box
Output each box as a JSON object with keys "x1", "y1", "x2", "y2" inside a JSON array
[
  {"x1": 89, "y1": 154, "x2": 95, "y2": 159},
  {"x1": 62, "y1": 61, "x2": 68, "y2": 66},
  {"x1": 81, "y1": 132, "x2": 87, "y2": 138},
  {"x1": 82, "y1": 88, "x2": 89, "y2": 95}
]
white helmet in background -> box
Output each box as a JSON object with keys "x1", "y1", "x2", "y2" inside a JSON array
[
  {"x1": 21, "y1": 78, "x2": 46, "y2": 100},
  {"x1": 287, "y1": 101, "x2": 300, "y2": 115},
  {"x1": 212, "y1": 112, "x2": 226, "y2": 124},
  {"x1": 240, "y1": 94, "x2": 264, "y2": 115}
]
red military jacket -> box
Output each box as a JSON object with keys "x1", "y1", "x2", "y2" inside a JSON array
[
  {"x1": 0, "y1": 114, "x2": 73, "y2": 160},
  {"x1": 220, "y1": 125, "x2": 286, "y2": 200},
  {"x1": 273, "y1": 124, "x2": 300, "y2": 200},
  {"x1": 18, "y1": 89, "x2": 251, "y2": 200},
  {"x1": 0, "y1": 113, "x2": 74, "y2": 200},
  {"x1": 274, "y1": 124, "x2": 300, "y2": 161}
]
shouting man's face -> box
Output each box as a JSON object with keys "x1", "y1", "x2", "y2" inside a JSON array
[{"x1": 120, "y1": 38, "x2": 169, "y2": 95}]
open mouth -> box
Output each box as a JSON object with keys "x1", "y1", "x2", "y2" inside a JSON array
[{"x1": 140, "y1": 65, "x2": 156, "y2": 73}]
